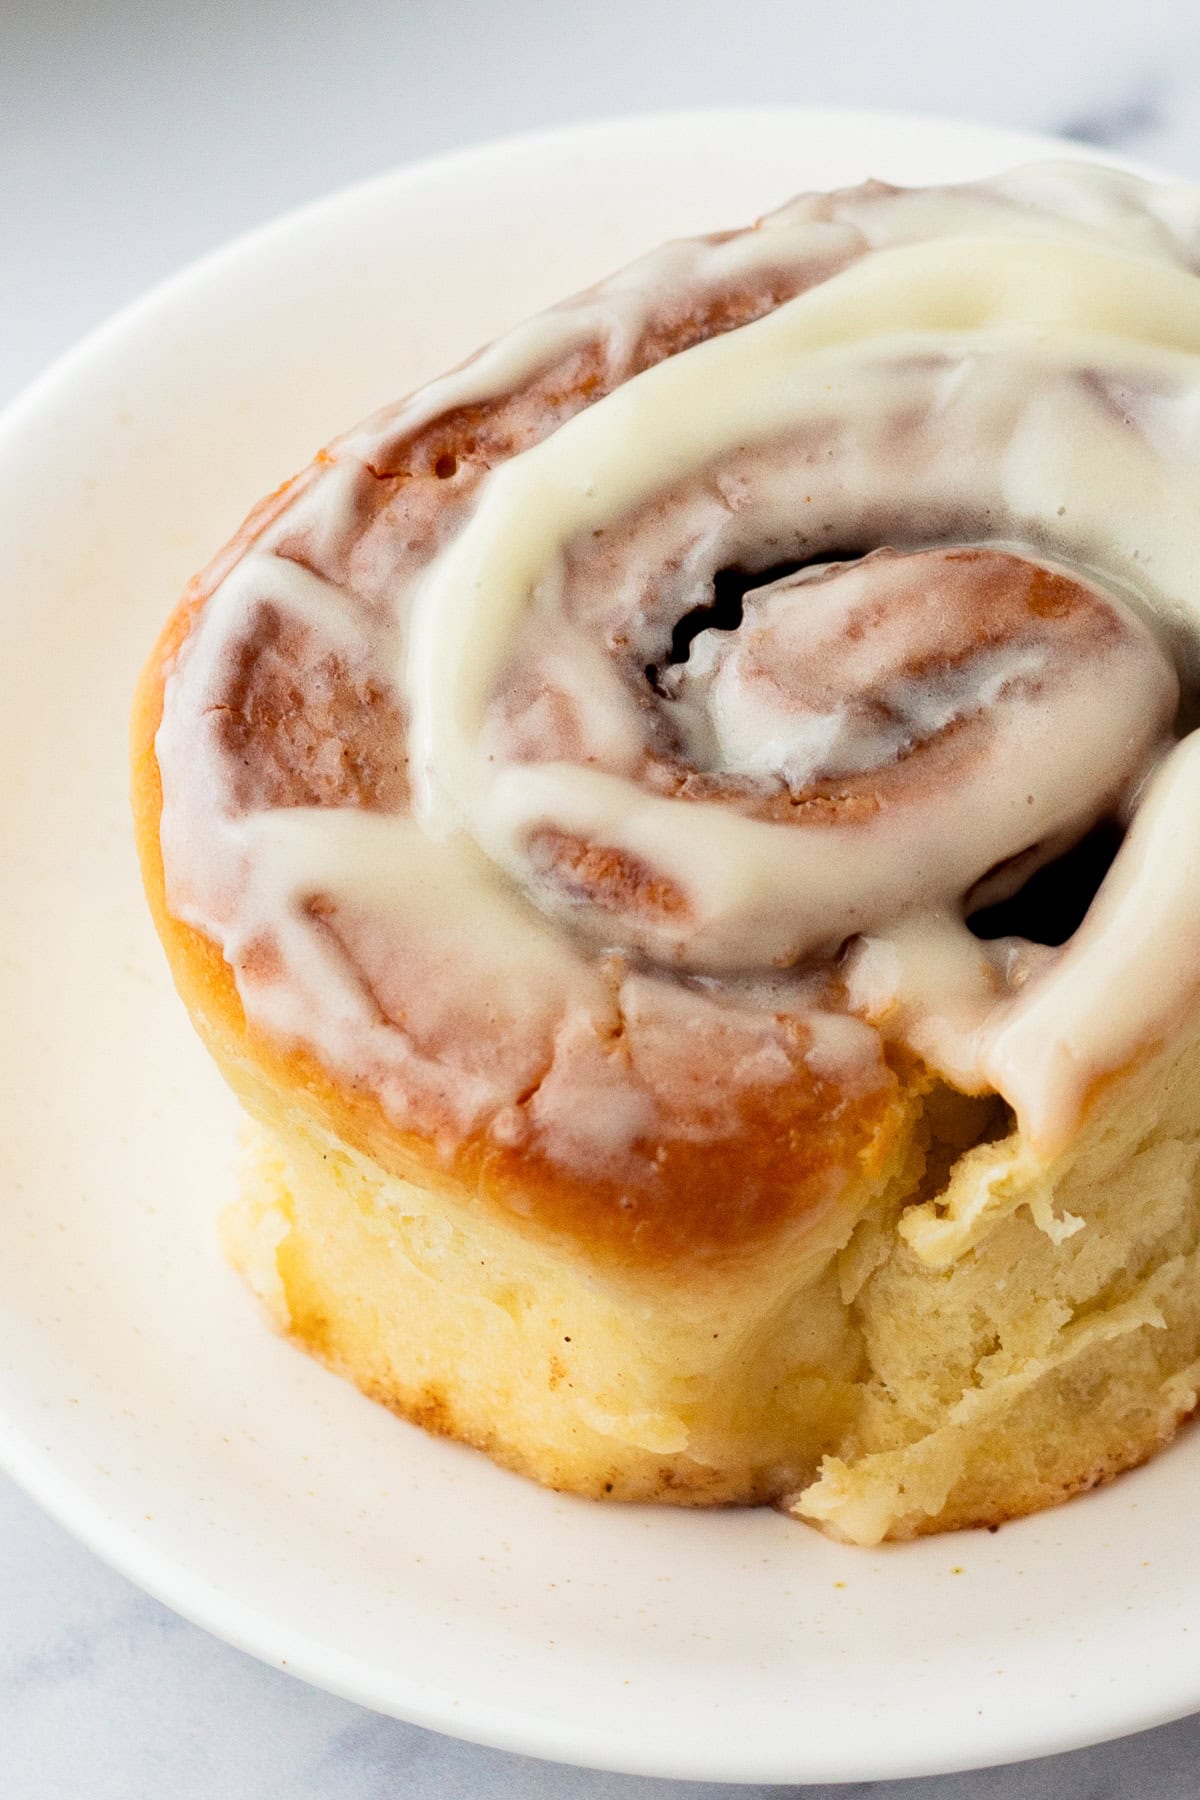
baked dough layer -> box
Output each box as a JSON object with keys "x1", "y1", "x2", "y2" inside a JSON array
[
  {"x1": 133, "y1": 162, "x2": 1200, "y2": 1540},
  {"x1": 220, "y1": 1026, "x2": 1200, "y2": 1544}
]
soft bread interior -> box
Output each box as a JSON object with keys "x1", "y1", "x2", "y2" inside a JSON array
[
  {"x1": 221, "y1": 1028, "x2": 1200, "y2": 1542},
  {"x1": 797, "y1": 1030, "x2": 1200, "y2": 1541},
  {"x1": 222, "y1": 1082, "x2": 920, "y2": 1508}
]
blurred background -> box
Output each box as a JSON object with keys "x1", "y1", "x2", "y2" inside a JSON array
[
  {"x1": 6, "y1": 0, "x2": 1200, "y2": 404},
  {"x1": 8, "y1": 2, "x2": 1200, "y2": 1796}
]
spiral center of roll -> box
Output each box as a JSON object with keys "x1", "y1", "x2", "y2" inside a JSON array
[
  {"x1": 658, "y1": 548, "x2": 1107, "y2": 791},
  {"x1": 400, "y1": 234, "x2": 1200, "y2": 977},
  {"x1": 462, "y1": 539, "x2": 1176, "y2": 971}
]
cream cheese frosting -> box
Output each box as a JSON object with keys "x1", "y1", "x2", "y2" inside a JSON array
[{"x1": 154, "y1": 161, "x2": 1200, "y2": 1169}]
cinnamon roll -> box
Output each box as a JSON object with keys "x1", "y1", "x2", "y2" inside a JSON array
[{"x1": 132, "y1": 160, "x2": 1200, "y2": 1543}]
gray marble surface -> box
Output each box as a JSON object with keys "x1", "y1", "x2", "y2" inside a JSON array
[
  {"x1": 7, "y1": 1472, "x2": 1200, "y2": 1798},
  {"x1": 7, "y1": 0, "x2": 1200, "y2": 1792}
]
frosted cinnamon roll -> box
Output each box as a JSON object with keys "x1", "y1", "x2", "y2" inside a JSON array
[{"x1": 133, "y1": 160, "x2": 1200, "y2": 1544}]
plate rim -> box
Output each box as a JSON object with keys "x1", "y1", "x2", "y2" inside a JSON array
[{"x1": 1, "y1": 104, "x2": 1193, "y2": 1785}]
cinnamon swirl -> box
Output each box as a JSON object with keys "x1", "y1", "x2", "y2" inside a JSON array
[{"x1": 132, "y1": 160, "x2": 1200, "y2": 1543}]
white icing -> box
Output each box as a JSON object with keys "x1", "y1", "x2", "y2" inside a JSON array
[
  {"x1": 343, "y1": 216, "x2": 866, "y2": 466},
  {"x1": 154, "y1": 161, "x2": 1200, "y2": 1166},
  {"x1": 982, "y1": 732, "x2": 1200, "y2": 1153},
  {"x1": 849, "y1": 735, "x2": 1200, "y2": 1154},
  {"x1": 672, "y1": 561, "x2": 1057, "y2": 785},
  {"x1": 155, "y1": 551, "x2": 380, "y2": 922},
  {"x1": 230, "y1": 811, "x2": 613, "y2": 1138},
  {"x1": 344, "y1": 157, "x2": 1200, "y2": 469},
  {"x1": 405, "y1": 289, "x2": 1191, "y2": 977}
]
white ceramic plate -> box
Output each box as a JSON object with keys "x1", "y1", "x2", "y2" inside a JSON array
[{"x1": 1, "y1": 108, "x2": 1196, "y2": 1786}]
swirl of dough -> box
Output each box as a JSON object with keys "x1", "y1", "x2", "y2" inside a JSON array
[
  {"x1": 149, "y1": 161, "x2": 1200, "y2": 1182},
  {"x1": 405, "y1": 237, "x2": 1199, "y2": 979}
]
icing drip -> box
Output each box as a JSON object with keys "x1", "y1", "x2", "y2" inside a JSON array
[
  {"x1": 469, "y1": 547, "x2": 1174, "y2": 969},
  {"x1": 155, "y1": 162, "x2": 1200, "y2": 1167}
]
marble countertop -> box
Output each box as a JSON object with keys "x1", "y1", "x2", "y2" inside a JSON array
[{"x1": 7, "y1": 0, "x2": 1200, "y2": 1793}]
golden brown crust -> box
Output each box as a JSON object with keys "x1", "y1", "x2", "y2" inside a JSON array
[
  {"x1": 223, "y1": 1050, "x2": 1200, "y2": 1535},
  {"x1": 133, "y1": 681, "x2": 908, "y2": 1272},
  {"x1": 134, "y1": 171, "x2": 1200, "y2": 1543},
  {"x1": 131, "y1": 235, "x2": 914, "y2": 1274}
]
